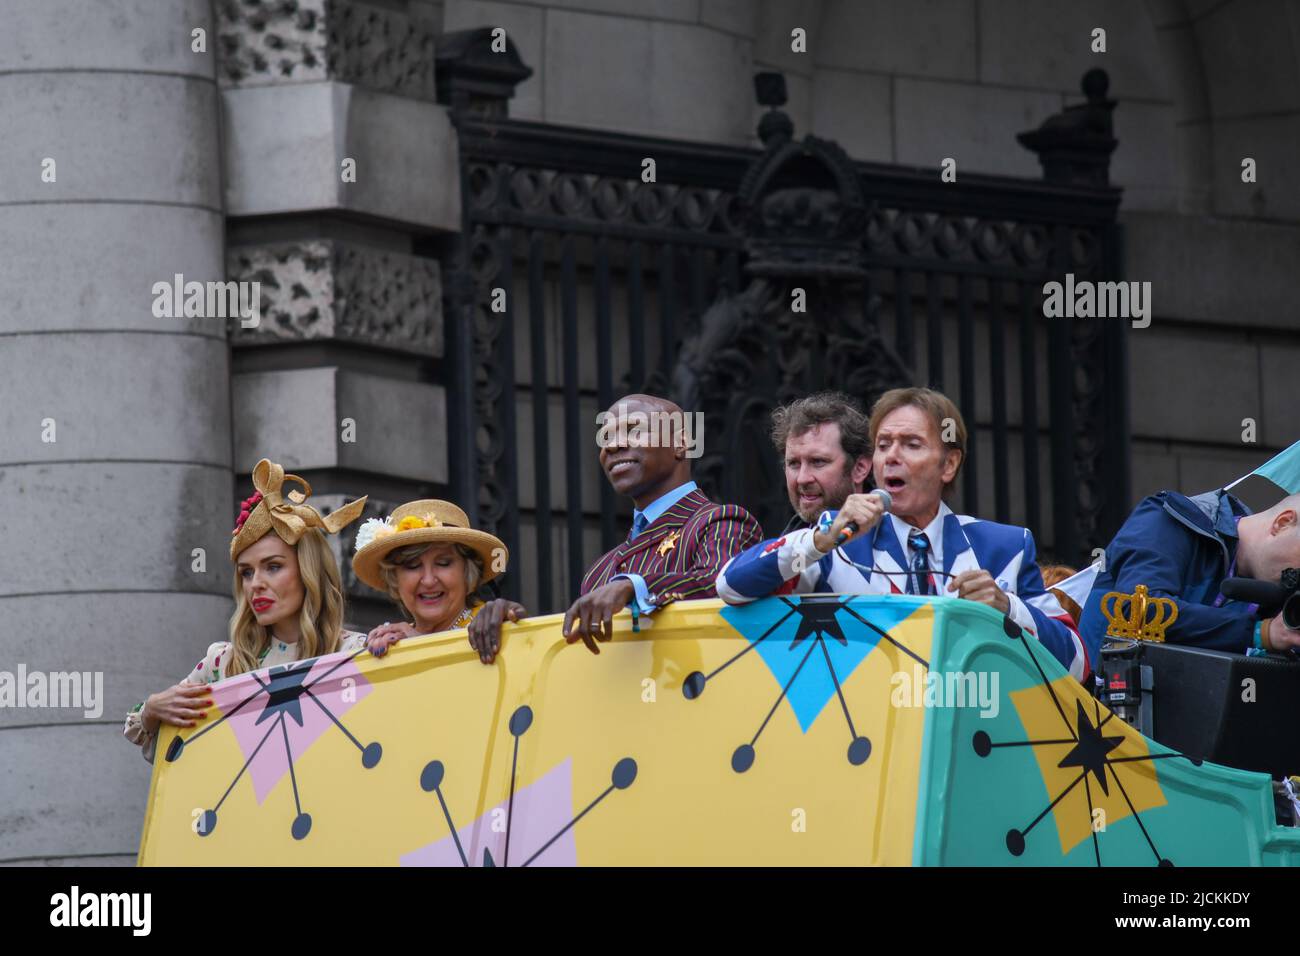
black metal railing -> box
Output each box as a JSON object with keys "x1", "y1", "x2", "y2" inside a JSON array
[{"x1": 437, "y1": 30, "x2": 1128, "y2": 610}]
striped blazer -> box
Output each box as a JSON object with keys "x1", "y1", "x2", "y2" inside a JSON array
[{"x1": 581, "y1": 488, "x2": 764, "y2": 606}]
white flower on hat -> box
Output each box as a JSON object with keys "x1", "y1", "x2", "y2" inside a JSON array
[{"x1": 354, "y1": 516, "x2": 393, "y2": 552}]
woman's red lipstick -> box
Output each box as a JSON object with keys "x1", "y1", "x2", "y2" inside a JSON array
[{"x1": 252, "y1": 597, "x2": 275, "y2": 612}]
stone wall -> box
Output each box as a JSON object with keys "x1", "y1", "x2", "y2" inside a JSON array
[
  {"x1": 1123, "y1": 1, "x2": 1300, "y2": 505},
  {"x1": 443, "y1": 0, "x2": 759, "y2": 141}
]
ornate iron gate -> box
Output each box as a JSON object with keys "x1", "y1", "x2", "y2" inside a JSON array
[{"x1": 436, "y1": 30, "x2": 1128, "y2": 609}]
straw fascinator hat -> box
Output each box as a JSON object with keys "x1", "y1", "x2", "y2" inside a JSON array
[
  {"x1": 230, "y1": 459, "x2": 368, "y2": 560},
  {"x1": 351, "y1": 500, "x2": 508, "y2": 591}
]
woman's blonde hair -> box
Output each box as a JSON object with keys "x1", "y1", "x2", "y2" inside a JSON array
[
  {"x1": 226, "y1": 528, "x2": 346, "y2": 678},
  {"x1": 378, "y1": 541, "x2": 484, "y2": 622}
]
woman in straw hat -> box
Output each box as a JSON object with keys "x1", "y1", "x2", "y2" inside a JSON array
[
  {"x1": 351, "y1": 500, "x2": 508, "y2": 661},
  {"x1": 123, "y1": 459, "x2": 368, "y2": 761}
]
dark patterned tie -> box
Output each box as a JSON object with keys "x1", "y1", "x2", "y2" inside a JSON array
[
  {"x1": 629, "y1": 512, "x2": 648, "y2": 542},
  {"x1": 908, "y1": 529, "x2": 933, "y2": 596}
]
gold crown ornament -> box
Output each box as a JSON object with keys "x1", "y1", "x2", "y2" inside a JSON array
[{"x1": 1100, "y1": 584, "x2": 1179, "y2": 643}]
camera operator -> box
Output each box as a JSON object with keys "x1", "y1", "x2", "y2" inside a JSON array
[{"x1": 1080, "y1": 488, "x2": 1300, "y2": 655}]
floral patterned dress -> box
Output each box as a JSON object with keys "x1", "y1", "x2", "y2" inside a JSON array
[{"x1": 123, "y1": 631, "x2": 367, "y2": 763}]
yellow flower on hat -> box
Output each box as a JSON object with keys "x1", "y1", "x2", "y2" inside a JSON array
[
  {"x1": 350, "y1": 498, "x2": 508, "y2": 592},
  {"x1": 393, "y1": 513, "x2": 444, "y2": 532}
]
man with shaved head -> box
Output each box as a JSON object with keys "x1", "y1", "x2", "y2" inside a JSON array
[
  {"x1": 1080, "y1": 487, "x2": 1300, "y2": 654},
  {"x1": 468, "y1": 393, "x2": 762, "y2": 662}
]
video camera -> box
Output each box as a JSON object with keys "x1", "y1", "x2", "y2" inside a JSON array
[{"x1": 1220, "y1": 566, "x2": 1300, "y2": 629}]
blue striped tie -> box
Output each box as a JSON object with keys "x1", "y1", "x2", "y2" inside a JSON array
[{"x1": 629, "y1": 512, "x2": 648, "y2": 542}]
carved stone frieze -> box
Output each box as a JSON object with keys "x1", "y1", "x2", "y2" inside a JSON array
[
  {"x1": 228, "y1": 240, "x2": 443, "y2": 355},
  {"x1": 218, "y1": 0, "x2": 437, "y2": 100}
]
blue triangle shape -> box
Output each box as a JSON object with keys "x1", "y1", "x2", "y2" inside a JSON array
[{"x1": 720, "y1": 596, "x2": 922, "y2": 733}]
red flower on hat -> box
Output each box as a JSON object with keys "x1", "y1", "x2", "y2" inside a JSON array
[{"x1": 233, "y1": 491, "x2": 263, "y2": 534}]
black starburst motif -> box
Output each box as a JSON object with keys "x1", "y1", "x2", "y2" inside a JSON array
[
  {"x1": 419, "y1": 704, "x2": 637, "y2": 867},
  {"x1": 788, "y1": 599, "x2": 849, "y2": 649},
  {"x1": 254, "y1": 661, "x2": 313, "y2": 727},
  {"x1": 1057, "y1": 699, "x2": 1124, "y2": 795},
  {"x1": 681, "y1": 596, "x2": 928, "y2": 774},
  {"x1": 164, "y1": 648, "x2": 383, "y2": 841},
  {"x1": 974, "y1": 616, "x2": 1196, "y2": 866}
]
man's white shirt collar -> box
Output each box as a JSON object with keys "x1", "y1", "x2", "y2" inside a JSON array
[{"x1": 889, "y1": 501, "x2": 951, "y2": 570}]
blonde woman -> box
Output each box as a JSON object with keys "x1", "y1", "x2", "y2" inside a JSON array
[
  {"x1": 123, "y1": 459, "x2": 368, "y2": 761},
  {"x1": 351, "y1": 500, "x2": 508, "y2": 661}
]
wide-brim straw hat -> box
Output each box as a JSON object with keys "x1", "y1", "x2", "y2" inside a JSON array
[{"x1": 351, "y1": 499, "x2": 508, "y2": 592}]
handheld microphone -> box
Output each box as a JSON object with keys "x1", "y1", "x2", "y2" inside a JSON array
[{"x1": 834, "y1": 489, "x2": 893, "y2": 546}]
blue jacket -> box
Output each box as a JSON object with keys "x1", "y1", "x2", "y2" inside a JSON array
[
  {"x1": 1079, "y1": 489, "x2": 1255, "y2": 654},
  {"x1": 716, "y1": 505, "x2": 1090, "y2": 679}
]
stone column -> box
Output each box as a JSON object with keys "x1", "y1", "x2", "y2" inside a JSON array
[{"x1": 0, "y1": 0, "x2": 231, "y2": 864}]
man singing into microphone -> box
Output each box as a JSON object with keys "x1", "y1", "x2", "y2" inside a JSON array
[
  {"x1": 1079, "y1": 488, "x2": 1300, "y2": 656},
  {"x1": 717, "y1": 387, "x2": 1089, "y2": 679}
]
